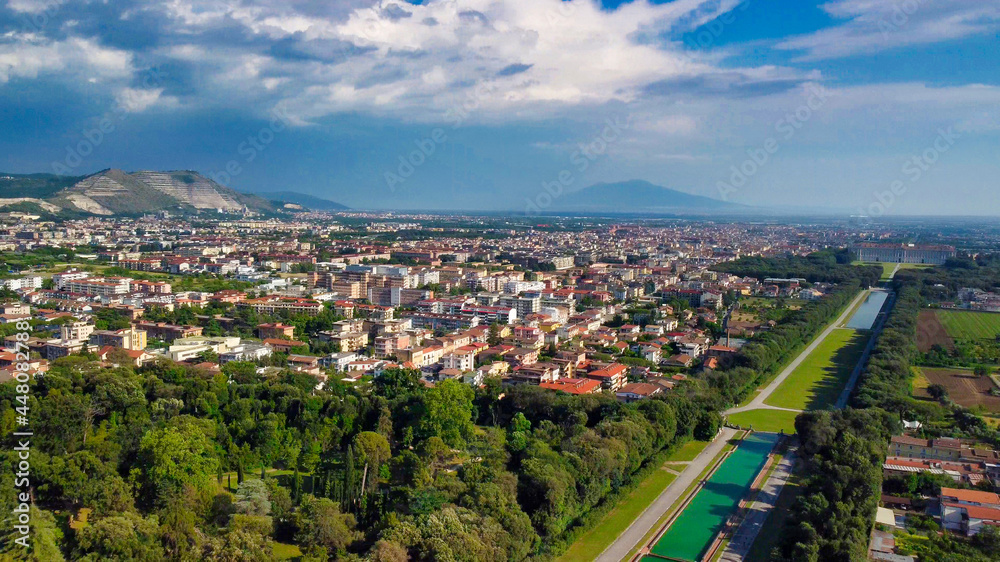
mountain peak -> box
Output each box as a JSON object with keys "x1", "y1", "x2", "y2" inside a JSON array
[{"x1": 549, "y1": 180, "x2": 741, "y2": 214}]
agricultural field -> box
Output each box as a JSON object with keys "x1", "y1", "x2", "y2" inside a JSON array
[
  {"x1": 912, "y1": 367, "x2": 1000, "y2": 412},
  {"x1": 764, "y1": 329, "x2": 870, "y2": 411},
  {"x1": 919, "y1": 309, "x2": 1000, "y2": 363},
  {"x1": 917, "y1": 309, "x2": 954, "y2": 352},
  {"x1": 936, "y1": 309, "x2": 1000, "y2": 341}
]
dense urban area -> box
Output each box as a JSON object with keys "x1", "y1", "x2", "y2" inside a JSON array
[{"x1": 2, "y1": 209, "x2": 1000, "y2": 562}]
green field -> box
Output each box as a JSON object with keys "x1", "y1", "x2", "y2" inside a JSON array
[
  {"x1": 936, "y1": 309, "x2": 1000, "y2": 341},
  {"x1": 273, "y1": 542, "x2": 303, "y2": 560},
  {"x1": 853, "y1": 261, "x2": 933, "y2": 281},
  {"x1": 557, "y1": 469, "x2": 677, "y2": 562},
  {"x1": 667, "y1": 440, "x2": 710, "y2": 462},
  {"x1": 764, "y1": 329, "x2": 869, "y2": 411},
  {"x1": 726, "y1": 409, "x2": 799, "y2": 434},
  {"x1": 879, "y1": 263, "x2": 896, "y2": 281}
]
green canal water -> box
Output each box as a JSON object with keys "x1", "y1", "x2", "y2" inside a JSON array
[{"x1": 648, "y1": 432, "x2": 779, "y2": 561}]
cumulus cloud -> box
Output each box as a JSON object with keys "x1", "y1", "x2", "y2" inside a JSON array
[
  {"x1": 0, "y1": 33, "x2": 132, "y2": 83},
  {"x1": 96, "y1": 0, "x2": 802, "y2": 123}
]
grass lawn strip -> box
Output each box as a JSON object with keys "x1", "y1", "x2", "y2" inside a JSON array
[
  {"x1": 557, "y1": 469, "x2": 678, "y2": 562},
  {"x1": 726, "y1": 409, "x2": 799, "y2": 434},
  {"x1": 666, "y1": 440, "x2": 710, "y2": 462},
  {"x1": 764, "y1": 328, "x2": 869, "y2": 411}
]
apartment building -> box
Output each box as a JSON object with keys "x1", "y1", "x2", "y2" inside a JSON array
[
  {"x1": 135, "y1": 321, "x2": 203, "y2": 342},
  {"x1": 89, "y1": 327, "x2": 147, "y2": 350},
  {"x1": 940, "y1": 488, "x2": 1000, "y2": 536},
  {"x1": 374, "y1": 333, "x2": 410, "y2": 358},
  {"x1": 583, "y1": 363, "x2": 629, "y2": 392},
  {"x1": 239, "y1": 297, "x2": 323, "y2": 317},
  {"x1": 257, "y1": 323, "x2": 296, "y2": 340},
  {"x1": 66, "y1": 277, "x2": 131, "y2": 296},
  {"x1": 60, "y1": 321, "x2": 95, "y2": 342}
]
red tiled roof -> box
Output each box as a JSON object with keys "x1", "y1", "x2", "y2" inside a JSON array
[{"x1": 940, "y1": 488, "x2": 1000, "y2": 506}]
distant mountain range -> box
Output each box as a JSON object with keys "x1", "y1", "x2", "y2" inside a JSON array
[
  {"x1": 0, "y1": 170, "x2": 348, "y2": 216},
  {"x1": 250, "y1": 190, "x2": 349, "y2": 211},
  {"x1": 545, "y1": 180, "x2": 745, "y2": 214}
]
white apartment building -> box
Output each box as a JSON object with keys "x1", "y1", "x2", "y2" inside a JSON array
[
  {"x1": 65, "y1": 277, "x2": 131, "y2": 296},
  {"x1": 441, "y1": 349, "x2": 475, "y2": 371},
  {"x1": 52, "y1": 269, "x2": 91, "y2": 290}
]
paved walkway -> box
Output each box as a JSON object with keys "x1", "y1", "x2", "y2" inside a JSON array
[
  {"x1": 725, "y1": 289, "x2": 868, "y2": 416},
  {"x1": 718, "y1": 447, "x2": 797, "y2": 561},
  {"x1": 595, "y1": 427, "x2": 739, "y2": 562}
]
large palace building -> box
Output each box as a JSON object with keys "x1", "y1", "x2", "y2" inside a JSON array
[{"x1": 853, "y1": 243, "x2": 956, "y2": 265}]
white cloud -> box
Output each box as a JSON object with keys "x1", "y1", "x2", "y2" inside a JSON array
[
  {"x1": 777, "y1": 0, "x2": 1000, "y2": 61},
  {"x1": 138, "y1": 0, "x2": 791, "y2": 124},
  {"x1": 0, "y1": 34, "x2": 132, "y2": 83},
  {"x1": 5, "y1": 0, "x2": 65, "y2": 15},
  {"x1": 115, "y1": 87, "x2": 176, "y2": 112}
]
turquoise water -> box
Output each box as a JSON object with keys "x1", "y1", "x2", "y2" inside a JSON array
[
  {"x1": 846, "y1": 291, "x2": 889, "y2": 330},
  {"x1": 650, "y1": 432, "x2": 779, "y2": 561}
]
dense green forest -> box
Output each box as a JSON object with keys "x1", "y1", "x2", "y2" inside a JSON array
[
  {"x1": 894, "y1": 253, "x2": 1000, "y2": 301},
  {"x1": 773, "y1": 409, "x2": 896, "y2": 561},
  {"x1": 0, "y1": 354, "x2": 706, "y2": 561},
  {"x1": 711, "y1": 249, "x2": 882, "y2": 287}
]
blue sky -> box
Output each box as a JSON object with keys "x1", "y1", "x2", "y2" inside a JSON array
[{"x1": 1, "y1": 0, "x2": 999, "y2": 214}]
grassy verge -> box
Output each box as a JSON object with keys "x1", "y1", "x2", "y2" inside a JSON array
[
  {"x1": 557, "y1": 469, "x2": 678, "y2": 562},
  {"x1": 666, "y1": 440, "x2": 710, "y2": 463},
  {"x1": 726, "y1": 409, "x2": 799, "y2": 434},
  {"x1": 558, "y1": 441, "x2": 715, "y2": 561},
  {"x1": 547, "y1": 438, "x2": 708, "y2": 560},
  {"x1": 742, "y1": 290, "x2": 865, "y2": 398}
]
